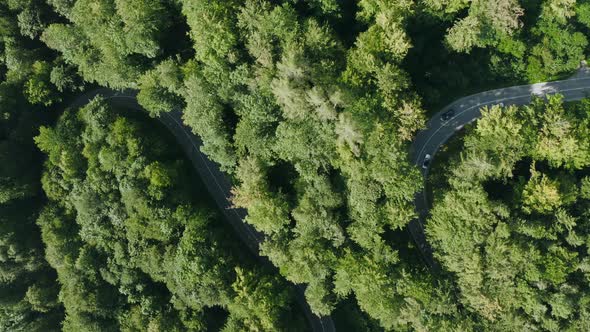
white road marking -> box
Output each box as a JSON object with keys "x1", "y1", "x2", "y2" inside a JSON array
[{"x1": 414, "y1": 85, "x2": 590, "y2": 164}]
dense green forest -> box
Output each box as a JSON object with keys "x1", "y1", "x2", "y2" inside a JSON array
[
  {"x1": 2, "y1": 0, "x2": 590, "y2": 330},
  {"x1": 0, "y1": 1, "x2": 67, "y2": 329},
  {"x1": 428, "y1": 96, "x2": 590, "y2": 330},
  {"x1": 35, "y1": 99, "x2": 306, "y2": 331},
  {"x1": 0, "y1": 84, "x2": 63, "y2": 331}
]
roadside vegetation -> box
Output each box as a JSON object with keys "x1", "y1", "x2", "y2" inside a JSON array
[
  {"x1": 2, "y1": 0, "x2": 590, "y2": 331},
  {"x1": 35, "y1": 98, "x2": 306, "y2": 331},
  {"x1": 428, "y1": 95, "x2": 590, "y2": 331}
]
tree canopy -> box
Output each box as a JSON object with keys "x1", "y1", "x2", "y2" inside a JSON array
[
  {"x1": 1, "y1": 0, "x2": 590, "y2": 330},
  {"x1": 34, "y1": 98, "x2": 306, "y2": 331},
  {"x1": 428, "y1": 96, "x2": 590, "y2": 330}
]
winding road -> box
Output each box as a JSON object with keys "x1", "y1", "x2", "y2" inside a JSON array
[
  {"x1": 68, "y1": 89, "x2": 336, "y2": 332},
  {"x1": 68, "y1": 67, "x2": 590, "y2": 330},
  {"x1": 409, "y1": 67, "x2": 590, "y2": 269}
]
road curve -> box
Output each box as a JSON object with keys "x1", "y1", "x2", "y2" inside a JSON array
[
  {"x1": 65, "y1": 69, "x2": 590, "y2": 328},
  {"x1": 67, "y1": 88, "x2": 336, "y2": 332},
  {"x1": 409, "y1": 68, "x2": 590, "y2": 269}
]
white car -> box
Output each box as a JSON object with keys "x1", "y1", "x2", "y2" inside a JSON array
[{"x1": 422, "y1": 154, "x2": 431, "y2": 169}]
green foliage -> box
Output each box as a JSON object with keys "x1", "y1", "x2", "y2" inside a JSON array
[
  {"x1": 46, "y1": 0, "x2": 75, "y2": 17},
  {"x1": 445, "y1": 0, "x2": 524, "y2": 52},
  {"x1": 0, "y1": 16, "x2": 66, "y2": 324},
  {"x1": 4, "y1": 0, "x2": 51, "y2": 40},
  {"x1": 182, "y1": 71, "x2": 238, "y2": 171},
  {"x1": 225, "y1": 267, "x2": 299, "y2": 331},
  {"x1": 526, "y1": 21, "x2": 588, "y2": 82},
  {"x1": 42, "y1": 0, "x2": 173, "y2": 88},
  {"x1": 428, "y1": 96, "x2": 590, "y2": 330},
  {"x1": 49, "y1": 61, "x2": 84, "y2": 93},
  {"x1": 581, "y1": 177, "x2": 590, "y2": 199},
  {"x1": 3, "y1": 0, "x2": 589, "y2": 330},
  {"x1": 424, "y1": 0, "x2": 590, "y2": 82},
  {"x1": 0, "y1": 2, "x2": 75, "y2": 98},
  {"x1": 35, "y1": 99, "x2": 304, "y2": 330},
  {"x1": 521, "y1": 166, "x2": 562, "y2": 214},
  {"x1": 0, "y1": 201, "x2": 63, "y2": 332},
  {"x1": 0, "y1": 81, "x2": 64, "y2": 330},
  {"x1": 24, "y1": 61, "x2": 60, "y2": 106},
  {"x1": 577, "y1": 2, "x2": 590, "y2": 28},
  {"x1": 137, "y1": 59, "x2": 184, "y2": 116}
]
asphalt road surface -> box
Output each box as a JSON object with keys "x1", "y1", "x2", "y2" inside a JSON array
[
  {"x1": 409, "y1": 68, "x2": 590, "y2": 269},
  {"x1": 68, "y1": 88, "x2": 335, "y2": 332}
]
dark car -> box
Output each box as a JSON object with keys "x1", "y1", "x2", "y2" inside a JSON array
[{"x1": 441, "y1": 109, "x2": 455, "y2": 121}]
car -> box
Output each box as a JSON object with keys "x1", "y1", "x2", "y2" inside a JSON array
[
  {"x1": 422, "y1": 154, "x2": 431, "y2": 169},
  {"x1": 441, "y1": 109, "x2": 455, "y2": 121}
]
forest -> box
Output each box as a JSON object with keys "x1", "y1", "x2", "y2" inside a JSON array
[
  {"x1": 428, "y1": 96, "x2": 590, "y2": 331},
  {"x1": 1, "y1": 0, "x2": 590, "y2": 331}
]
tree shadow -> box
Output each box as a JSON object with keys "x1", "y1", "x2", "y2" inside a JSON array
[{"x1": 402, "y1": 12, "x2": 523, "y2": 113}]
